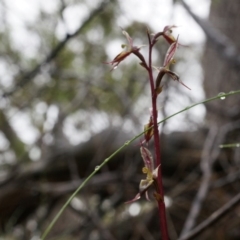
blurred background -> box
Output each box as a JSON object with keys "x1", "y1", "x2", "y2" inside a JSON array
[{"x1": 0, "y1": 0, "x2": 240, "y2": 239}]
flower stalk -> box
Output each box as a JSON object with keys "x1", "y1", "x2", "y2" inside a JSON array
[
  {"x1": 106, "y1": 25, "x2": 190, "y2": 240},
  {"x1": 147, "y1": 30, "x2": 169, "y2": 240}
]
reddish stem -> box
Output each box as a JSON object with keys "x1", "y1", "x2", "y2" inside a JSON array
[{"x1": 147, "y1": 38, "x2": 169, "y2": 240}]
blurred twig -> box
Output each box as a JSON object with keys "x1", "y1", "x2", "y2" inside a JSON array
[
  {"x1": 180, "y1": 0, "x2": 240, "y2": 70},
  {"x1": 180, "y1": 120, "x2": 240, "y2": 237},
  {"x1": 180, "y1": 125, "x2": 218, "y2": 237},
  {"x1": 2, "y1": 0, "x2": 109, "y2": 98},
  {"x1": 211, "y1": 169, "x2": 240, "y2": 189},
  {"x1": 178, "y1": 191, "x2": 240, "y2": 240}
]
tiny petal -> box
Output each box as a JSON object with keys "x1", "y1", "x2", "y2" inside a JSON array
[
  {"x1": 121, "y1": 29, "x2": 133, "y2": 47},
  {"x1": 145, "y1": 191, "x2": 151, "y2": 201},
  {"x1": 105, "y1": 51, "x2": 132, "y2": 70},
  {"x1": 139, "y1": 179, "x2": 153, "y2": 192},
  {"x1": 163, "y1": 25, "x2": 177, "y2": 33},
  {"x1": 125, "y1": 193, "x2": 141, "y2": 204},
  {"x1": 154, "y1": 25, "x2": 177, "y2": 43},
  {"x1": 140, "y1": 147, "x2": 154, "y2": 171},
  {"x1": 155, "y1": 68, "x2": 166, "y2": 90},
  {"x1": 163, "y1": 34, "x2": 176, "y2": 45},
  {"x1": 165, "y1": 69, "x2": 179, "y2": 81},
  {"x1": 165, "y1": 69, "x2": 191, "y2": 90},
  {"x1": 144, "y1": 116, "x2": 154, "y2": 143},
  {"x1": 152, "y1": 165, "x2": 160, "y2": 179},
  {"x1": 163, "y1": 37, "x2": 179, "y2": 67},
  {"x1": 113, "y1": 51, "x2": 131, "y2": 63},
  {"x1": 178, "y1": 80, "x2": 191, "y2": 90}
]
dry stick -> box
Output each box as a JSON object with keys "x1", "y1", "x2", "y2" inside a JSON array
[
  {"x1": 180, "y1": 120, "x2": 240, "y2": 238},
  {"x1": 211, "y1": 169, "x2": 240, "y2": 189},
  {"x1": 178, "y1": 191, "x2": 240, "y2": 240},
  {"x1": 84, "y1": 200, "x2": 117, "y2": 240},
  {"x1": 136, "y1": 222, "x2": 156, "y2": 240},
  {"x1": 2, "y1": 0, "x2": 109, "y2": 98},
  {"x1": 180, "y1": 126, "x2": 218, "y2": 237}
]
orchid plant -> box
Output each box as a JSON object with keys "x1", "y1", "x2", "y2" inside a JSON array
[
  {"x1": 125, "y1": 146, "x2": 160, "y2": 203},
  {"x1": 106, "y1": 25, "x2": 190, "y2": 240}
]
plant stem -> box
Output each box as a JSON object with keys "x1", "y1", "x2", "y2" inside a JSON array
[{"x1": 148, "y1": 41, "x2": 169, "y2": 240}]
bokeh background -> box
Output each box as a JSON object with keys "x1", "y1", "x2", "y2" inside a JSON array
[{"x1": 0, "y1": 0, "x2": 240, "y2": 239}]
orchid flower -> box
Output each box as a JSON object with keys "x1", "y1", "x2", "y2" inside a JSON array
[
  {"x1": 153, "y1": 25, "x2": 177, "y2": 45},
  {"x1": 105, "y1": 29, "x2": 144, "y2": 70},
  {"x1": 143, "y1": 115, "x2": 154, "y2": 145},
  {"x1": 126, "y1": 147, "x2": 160, "y2": 203},
  {"x1": 162, "y1": 25, "x2": 178, "y2": 45},
  {"x1": 154, "y1": 36, "x2": 191, "y2": 93}
]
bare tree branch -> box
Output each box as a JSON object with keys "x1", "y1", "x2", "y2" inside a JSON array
[
  {"x1": 180, "y1": 125, "x2": 218, "y2": 237},
  {"x1": 85, "y1": 204, "x2": 118, "y2": 240},
  {"x1": 211, "y1": 169, "x2": 240, "y2": 189},
  {"x1": 0, "y1": 109, "x2": 27, "y2": 158},
  {"x1": 179, "y1": 0, "x2": 240, "y2": 70},
  {"x1": 180, "y1": 120, "x2": 240, "y2": 238},
  {"x1": 35, "y1": 171, "x2": 120, "y2": 195},
  {"x1": 2, "y1": 0, "x2": 109, "y2": 98},
  {"x1": 178, "y1": 191, "x2": 240, "y2": 240}
]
